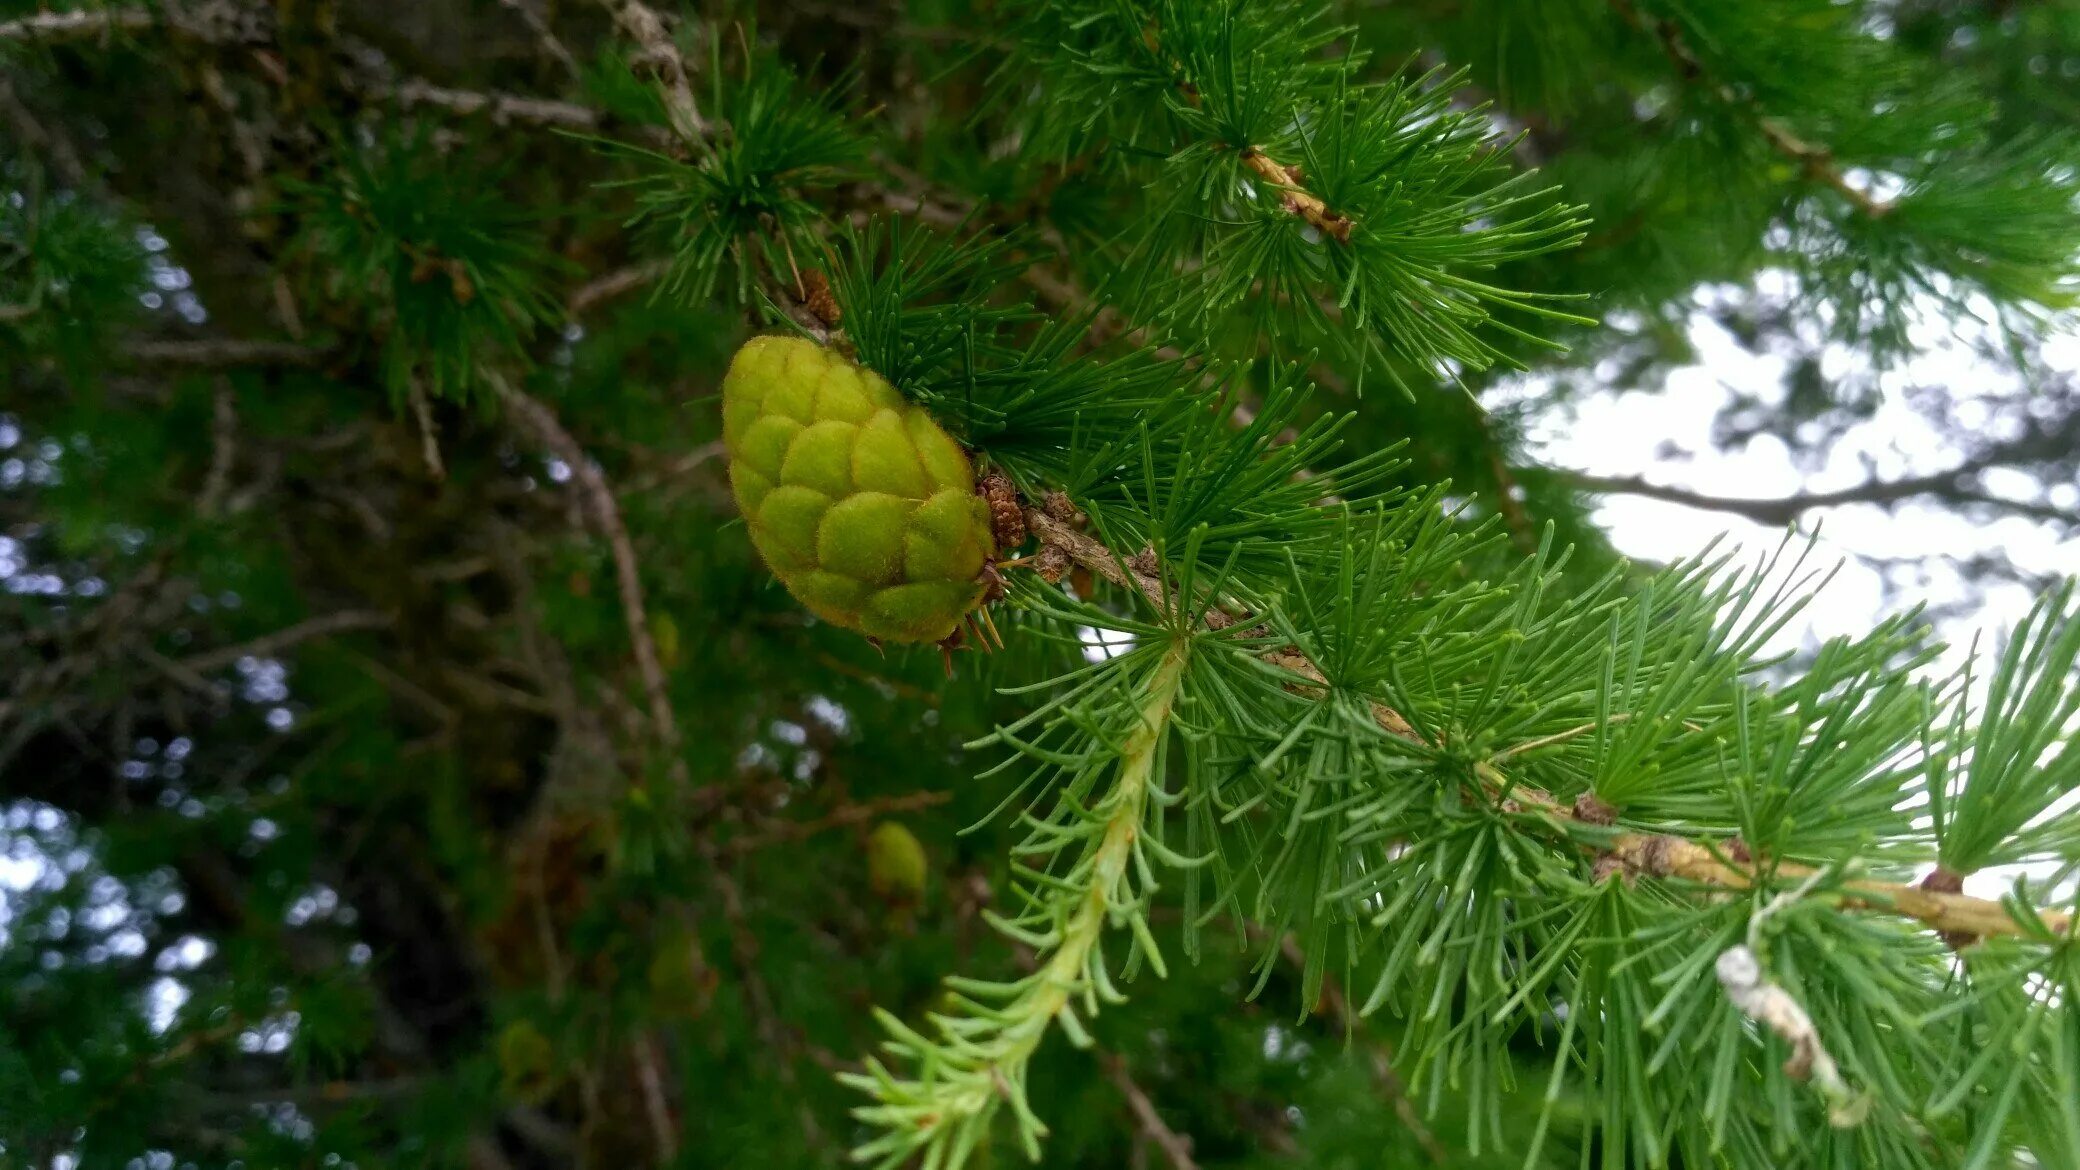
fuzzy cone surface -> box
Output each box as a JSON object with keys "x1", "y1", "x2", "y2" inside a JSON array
[{"x1": 722, "y1": 335, "x2": 993, "y2": 643}]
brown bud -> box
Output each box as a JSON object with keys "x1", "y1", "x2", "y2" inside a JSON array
[
  {"x1": 1919, "y1": 867, "x2": 1977, "y2": 950},
  {"x1": 1640, "y1": 835, "x2": 1679, "y2": 877},
  {"x1": 1034, "y1": 544, "x2": 1072, "y2": 585},
  {"x1": 978, "y1": 471, "x2": 1027, "y2": 550},
  {"x1": 802, "y1": 269, "x2": 841, "y2": 326},
  {"x1": 1591, "y1": 854, "x2": 1630, "y2": 886},
  {"x1": 1918, "y1": 867, "x2": 1966, "y2": 895},
  {"x1": 447, "y1": 262, "x2": 476, "y2": 306},
  {"x1": 991, "y1": 501, "x2": 1025, "y2": 549},
  {"x1": 1571, "y1": 792, "x2": 1618, "y2": 826}
]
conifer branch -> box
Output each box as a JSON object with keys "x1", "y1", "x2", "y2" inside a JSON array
[
  {"x1": 1590, "y1": 824, "x2": 2073, "y2": 940},
  {"x1": 490, "y1": 372, "x2": 683, "y2": 771},
  {"x1": 492, "y1": 0, "x2": 579, "y2": 78},
  {"x1": 1487, "y1": 733, "x2": 2070, "y2": 945},
  {"x1": 847, "y1": 640, "x2": 1191, "y2": 1165},
  {"x1": 193, "y1": 381, "x2": 240, "y2": 518},
  {"x1": 1134, "y1": 18, "x2": 1357, "y2": 245},
  {"x1": 389, "y1": 79, "x2": 604, "y2": 131},
  {"x1": 633, "y1": 1031, "x2": 679, "y2": 1161},
  {"x1": 123, "y1": 337, "x2": 331, "y2": 368},
  {"x1": 1563, "y1": 468, "x2": 2080, "y2": 529},
  {"x1": 175, "y1": 610, "x2": 393, "y2": 674},
  {"x1": 1752, "y1": 119, "x2": 1892, "y2": 219},
  {"x1": 0, "y1": 7, "x2": 155, "y2": 43},
  {"x1": 1099, "y1": 1050, "x2": 1200, "y2": 1170},
  {"x1": 1239, "y1": 149, "x2": 1354, "y2": 243},
  {"x1": 1025, "y1": 503, "x2": 2073, "y2": 945},
  {"x1": 21, "y1": 6, "x2": 2072, "y2": 1164},
  {"x1": 1475, "y1": 412, "x2": 1539, "y2": 554},
  {"x1": 0, "y1": 71, "x2": 87, "y2": 186},
  {"x1": 4, "y1": 4, "x2": 628, "y2": 142},
  {"x1": 0, "y1": 3, "x2": 270, "y2": 48},
  {"x1": 1609, "y1": 0, "x2": 1892, "y2": 218},
  {"x1": 594, "y1": 0, "x2": 708, "y2": 142},
  {"x1": 406, "y1": 378, "x2": 447, "y2": 481},
  {"x1": 1024, "y1": 507, "x2": 1170, "y2": 611},
  {"x1": 567, "y1": 259, "x2": 671, "y2": 316}
]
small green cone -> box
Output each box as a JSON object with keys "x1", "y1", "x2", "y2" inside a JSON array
[
  {"x1": 722, "y1": 336, "x2": 994, "y2": 644},
  {"x1": 866, "y1": 820, "x2": 930, "y2": 911}
]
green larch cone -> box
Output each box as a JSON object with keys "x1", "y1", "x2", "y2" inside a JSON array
[
  {"x1": 495, "y1": 1020, "x2": 556, "y2": 1104},
  {"x1": 865, "y1": 820, "x2": 929, "y2": 904},
  {"x1": 721, "y1": 335, "x2": 994, "y2": 643}
]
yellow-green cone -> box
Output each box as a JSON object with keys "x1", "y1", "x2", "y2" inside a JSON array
[
  {"x1": 865, "y1": 820, "x2": 929, "y2": 904},
  {"x1": 495, "y1": 1020, "x2": 556, "y2": 1104},
  {"x1": 722, "y1": 335, "x2": 993, "y2": 643}
]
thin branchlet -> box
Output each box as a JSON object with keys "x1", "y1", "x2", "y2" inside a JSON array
[
  {"x1": 1239, "y1": 148, "x2": 1354, "y2": 243},
  {"x1": 1029, "y1": 507, "x2": 2071, "y2": 944},
  {"x1": 845, "y1": 640, "x2": 1191, "y2": 1166},
  {"x1": 1608, "y1": 0, "x2": 1892, "y2": 218}
]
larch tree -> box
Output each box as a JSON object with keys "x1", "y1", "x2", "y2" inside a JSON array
[{"x1": 3, "y1": 2, "x2": 2079, "y2": 1170}]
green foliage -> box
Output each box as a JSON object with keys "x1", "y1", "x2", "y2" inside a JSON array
[
  {"x1": 0, "y1": 158, "x2": 143, "y2": 360},
  {"x1": 5, "y1": 2, "x2": 2080, "y2": 1170},
  {"x1": 1359, "y1": 0, "x2": 2080, "y2": 361},
  {"x1": 820, "y1": 230, "x2": 2080, "y2": 1164},
  {"x1": 1932, "y1": 582, "x2": 2080, "y2": 874},
  {"x1": 1004, "y1": 0, "x2": 1592, "y2": 386},
  {"x1": 848, "y1": 633, "x2": 1195, "y2": 1168},
  {"x1": 823, "y1": 220, "x2": 1192, "y2": 487},
  {"x1": 295, "y1": 131, "x2": 564, "y2": 402},
  {"x1": 613, "y1": 36, "x2": 867, "y2": 306}
]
